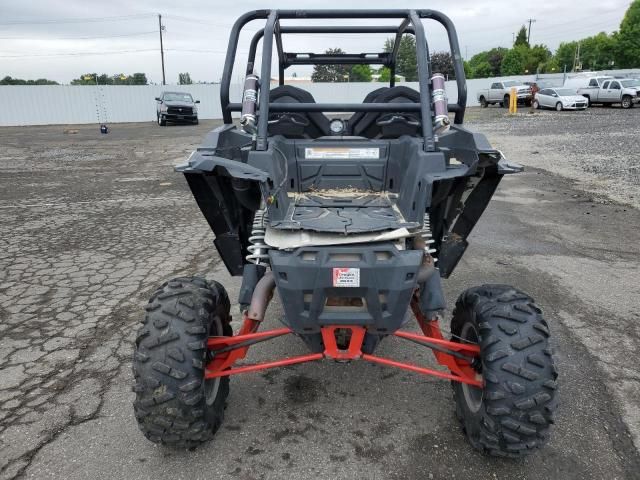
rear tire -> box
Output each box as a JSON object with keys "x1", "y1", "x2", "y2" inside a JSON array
[
  {"x1": 450, "y1": 285, "x2": 558, "y2": 458},
  {"x1": 133, "y1": 277, "x2": 232, "y2": 448}
]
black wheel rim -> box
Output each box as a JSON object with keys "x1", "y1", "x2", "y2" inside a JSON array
[
  {"x1": 460, "y1": 321, "x2": 483, "y2": 412},
  {"x1": 204, "y1": 315, "x2": 223, "y2": 406}
]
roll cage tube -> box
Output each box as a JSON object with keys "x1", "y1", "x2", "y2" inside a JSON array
[
  {"x1": 220, "y1": 9, "x2": 467, "y2": 150},
  {"x1": 247, "y1": 26, "x2": 418, "y2": 85}
]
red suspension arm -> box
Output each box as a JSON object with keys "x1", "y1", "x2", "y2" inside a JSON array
[{"x1": 204, "y1": 305, "x2": 482, "y2": 387}]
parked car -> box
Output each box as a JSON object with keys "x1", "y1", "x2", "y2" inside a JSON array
[
  {"x1": 155, "y1": 91, "x2": 200, "y2": 126},
  {"x1": 533, "y1": 88, "x2": 588, "y2": 111},
  {"x1": 577, "y1": 79, "x2": 639, "y2": 108},
  {"x1": 477, "y1": 80, "x2": 532, "y2": 107}
]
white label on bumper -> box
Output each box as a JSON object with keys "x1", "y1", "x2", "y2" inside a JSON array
[
  {"x1": 332, "y1": 268, "x2": 360, "y2": 287},
  {"x1": 305, "y1": 148, "x2": 379, "y2": 159}
]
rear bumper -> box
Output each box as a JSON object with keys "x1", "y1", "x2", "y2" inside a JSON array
[{"x1": 269, "y1": 243, "x2": 423, "y2": 334}]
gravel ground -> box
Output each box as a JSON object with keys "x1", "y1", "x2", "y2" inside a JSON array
[
  {"x1": 464, "y1": 106, "x2": 640, "y2": 208},
  {"x1": 1, "y1": 115, "x2": 639, "y2": 480}
]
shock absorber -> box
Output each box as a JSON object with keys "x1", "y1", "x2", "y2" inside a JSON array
[
  {"x1": 246, "y1": 208, "x2": 270, "y2": 265},
  {"x1": 240, "y1": 74, "x2": 259, "y2": 134},
  {"x1": 431, "y1": 73, "x2": 450, "y2": 136},
  {"x1": 421, "y1": 213, "x2": 437, "y2": 261}
]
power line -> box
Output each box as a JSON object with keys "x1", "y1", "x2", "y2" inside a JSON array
[
  {"x1": 166, "y1": 48, "x2": 245, "y2": 54},
  {"x1": 0, "y1": 31, "x2": 157, "y2": 40},
  {"x1": 0, "y1": 47, "x2": 240, "y2": 59},
  {"x1": 0, "y1": 49, "x2": 157, "y2": 58},
  {"x1": 0, "y1": 13, "x2": 154, "y2": 26},
  {"x1": 163, "y1": 14, "x2": 259, "y2": 32},
  {"x1": 458, "y1": 10, "x2": 620, "y2": 36}
]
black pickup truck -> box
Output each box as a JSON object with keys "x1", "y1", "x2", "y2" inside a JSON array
[{"x1": 155, "y1": 91, "x2": 200, "y2": 126}]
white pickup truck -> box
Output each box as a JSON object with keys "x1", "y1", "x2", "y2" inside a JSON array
[
  {"x1": 477, "y1": 81, "x2": 533, "y2": 108},
  {"x1": 577, "y1": 78, "x2": 639, "y2": 108}
]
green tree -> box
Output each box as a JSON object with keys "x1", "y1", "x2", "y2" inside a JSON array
[
  {"x1": 472, "y1": 61, "x2": 493, "y2": 78},
  {"x1": 580, "y1": 33, "x2": 617, "y2": 70},
  {"x1": 615, "y1": 0, "x2": 640, "y2": 68},
  {"x1": 487, "y1": 48, "x2": 508, "y2": 76},
  {"x1": 375, "y1": 67, "x2": 404, "y2": 82},
  {"x1": 311, "y1": 48, "x2": 350, "y2": 82},
  {"x1": 179, "y1": 72, "x2": 192, "y2": 85},
  {"x1": 554, "y1": 41, "x2": 578, "y2": 71},
  {"x1": 377, "y1": 67, "x2": 391, "y2": 82},
  {"x1": 463, "y1": 60, "x2": 473, "y2": 79},
  {"x1": 112, "y1": 74, "x2": 129, "y2": 85},
  {"x1": 0, "y1": 76, "x2": 58, "y2": 85},
  {"x1": 501, "y1": 46, "x2": 528, "y2": 75},
  {"x1": 71, "y1": 72, "x2": 147, "y2": 85},
  {"x1": 514, "y1": 25, "x2": 529, "y2": 47},
  {"x1": 71, "y1": 73, "x2": 101, "y2": 85},
  {"x1": 524, "y1": 44, "x2": 552, "y2": 73},
  {"x1": 384, "y1": 35, "x2": 418, "y2": 81},
  {"x1": 349, "y1": 64, "x2": 372, "y2": 82},
  {"x1": 130, "y1": 73, "x2": 148, "y2": 85},
  {"x1": 430, "y1": 51, "x2": 455, "y2": 78},
  {"x1": 468, "y1": 47, "x2": 506, "y2": 77}
]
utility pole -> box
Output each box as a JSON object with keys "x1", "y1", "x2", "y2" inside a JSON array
[
  {"x1": 158, "y1": 14, "x2": 166, "y2": 85},
  {"x1": 572, "y1": 42, "x2": 581, "y2": 72},
  {"x1": 526, "y1": 18, "x2": 536, "y2": 44}
]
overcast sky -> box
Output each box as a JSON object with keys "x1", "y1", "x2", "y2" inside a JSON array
[{"x1": 0, "y1": 0, "x2": 631, "y2": 84}]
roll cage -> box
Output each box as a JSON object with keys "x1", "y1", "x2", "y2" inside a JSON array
[{"x1": 219, "y1": 9, "x2": 467, "y2": 151}]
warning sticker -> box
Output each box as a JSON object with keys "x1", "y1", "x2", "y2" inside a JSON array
[
  {"x1": 332, "y1": 268, "x2": 360, "y2": 287},
  {"x1": 305, "y1": 148, "x2": 380, "y2": 160}
]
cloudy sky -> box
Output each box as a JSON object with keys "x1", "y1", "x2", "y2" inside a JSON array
[{"x1": 0, "y1": 0, "x2": 631, "y2": 84}]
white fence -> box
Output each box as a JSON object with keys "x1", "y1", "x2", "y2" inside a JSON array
[
  {"x1": 0, "y1": 84, "x2": 242, "y2": 126},
  {"x1": 0, "y1": 70, "x2": 637, "y2": 126}
]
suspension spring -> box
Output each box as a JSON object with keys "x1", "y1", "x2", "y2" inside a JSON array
[
  {"x1": 422, "y1": 213, "x2": 437, "y2": 261},
  {"x1": 246, "y1": 209, "x2": 270, "y2": 265}
]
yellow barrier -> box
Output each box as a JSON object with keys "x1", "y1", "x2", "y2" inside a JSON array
[{"x1": 509, "y1": 87, "x2": 517, "y2": 114}]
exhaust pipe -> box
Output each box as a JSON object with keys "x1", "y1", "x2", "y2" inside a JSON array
[
  {"x1": 246, "y1": 272, "x2": 276, "y2": 321},
  {"x1": 417, "y1": 263, "x2": 437, "y2": 283}
]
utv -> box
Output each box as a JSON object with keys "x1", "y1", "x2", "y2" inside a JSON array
[{"x1": 133, "y1": 9, "x2": 558, "y2": 457}]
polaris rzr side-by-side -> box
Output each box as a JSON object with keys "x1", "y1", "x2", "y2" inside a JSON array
[{"x1": 133, "y1": 9, "x2": 558, "y2": 457}]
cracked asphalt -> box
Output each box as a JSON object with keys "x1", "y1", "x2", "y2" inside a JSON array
[{"x1": 1, "y1": 111, "x2": 639, "y2": 479}]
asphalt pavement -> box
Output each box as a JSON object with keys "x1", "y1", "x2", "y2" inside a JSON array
[{"x1": 1, "y1": 115, "x2": 639, "y2": 480}]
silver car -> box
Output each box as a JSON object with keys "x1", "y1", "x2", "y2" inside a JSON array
[{"x1": 533, "y1": 88, "x2": 588, "y2": 111}]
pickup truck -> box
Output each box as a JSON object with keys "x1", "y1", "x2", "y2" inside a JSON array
[
  {"x1": 155, "y1": 91, "x2": 200, "y2": 126},
  {"x1": 477, "y1": 81, "x2": 532, "y2": 108},
  {"x1": 577, "y1": 79, "x2": 639, "y2": 109}
]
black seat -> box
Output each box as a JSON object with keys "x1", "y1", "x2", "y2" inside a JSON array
[
  {"x1": 268, "y1": 85, "x2": 330, "y2": 138},
  {"x1": 347, "y1": 87, "x2": 389, "y2": 135},
  {"x1": 349, "y1": 86, "x2": 422, "y2": 138}
]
